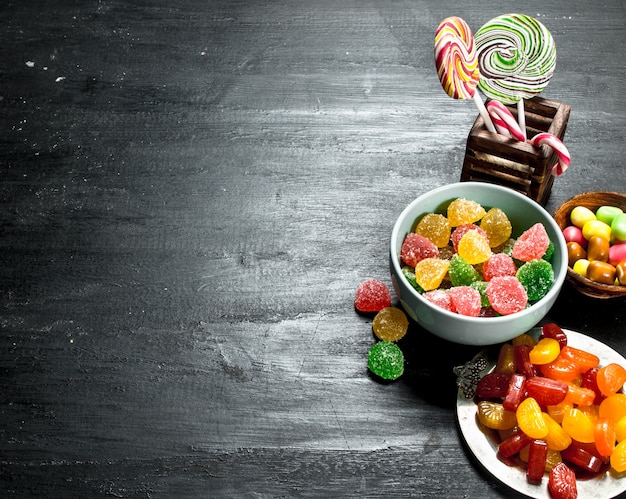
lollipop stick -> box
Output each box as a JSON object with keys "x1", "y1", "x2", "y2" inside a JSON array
[
  {"x1": 473, "y1": 93, "x2": 496, "y2": 133},
  {"x1": 517, "y1": 100, "x2": 527, "y2": 140}
]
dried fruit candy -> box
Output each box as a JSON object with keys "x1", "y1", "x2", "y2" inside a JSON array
[{"x1": 354, "y1": 279, "x2": 392, "y2": 313}]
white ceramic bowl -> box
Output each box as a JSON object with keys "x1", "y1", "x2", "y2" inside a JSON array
[{"x1": 389, "y1": 182, "x2": 567, "y2": 345}]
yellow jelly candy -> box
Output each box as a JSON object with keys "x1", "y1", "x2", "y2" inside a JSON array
[
  {"x1": 372, "y1": 307, "x2": 409, "y2": 342},
  {"x1": 480, "y1": 207, "x2": 512, "y2": 248},
  {"x1": 447, "y1": 198, "x2": 486, "y2": 227},
  {"x1": 413, "y1": 258, "x2": 450, "y2": 291},
  {"x1": 415, "y1": 213, "x2": 451, "y2": 248},
  {"x1": 457, "y1": 230, "x2": 491, "y2": 265}
]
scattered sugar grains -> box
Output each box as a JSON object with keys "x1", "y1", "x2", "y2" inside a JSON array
[{"x1": 354, "y1": 279, "x2": 392, "y2": 313}]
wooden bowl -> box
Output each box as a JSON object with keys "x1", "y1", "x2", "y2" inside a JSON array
[{"x1": 553, "y1": 191, "x2": 626, "y2": 299}]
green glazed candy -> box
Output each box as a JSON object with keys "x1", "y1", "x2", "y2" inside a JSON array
[
  {"x1": 596, "y1": 206, "x2": 623, "y2": 226},
  {"x1": 448, "y1": 254, "x2": 482, "y2": 286},
  {"x1": 516, "y1": 259, "x2": 554, "y2": 301},
  {"x1": 368, "y1": 342, "x2": 404, "y2": 380}
]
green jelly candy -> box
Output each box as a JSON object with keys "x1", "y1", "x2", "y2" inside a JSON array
[
  {"x1": 470, "y1": 280, "x2": 490, "y2": 307},
  {"x1": 368, "y1": 342, "x2": 404, "y2": 380},
  {"x1": 448, "y1": 254, "x2": 482, "y2": 286},
  {"x1": 542, "y1": 240, "x2": 555, "y2": 262},
  {"x1": 402, "y1": 266, "x2": 424, "y2": 294},
  {"x1": 516, "y1": 259, "x2": 554, "y2": 301}
]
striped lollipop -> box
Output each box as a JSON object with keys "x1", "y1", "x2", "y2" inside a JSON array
[
  {"x1": 435, "y1": 17, "x2": 496, "y2": 133},
  {"x1": 476, "y1": 14, "x2": 557, "y2": 137}
]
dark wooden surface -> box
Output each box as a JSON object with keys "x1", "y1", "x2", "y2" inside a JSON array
[{"x1": 2, "y1": 1, "x2": 626, "y2": 497}]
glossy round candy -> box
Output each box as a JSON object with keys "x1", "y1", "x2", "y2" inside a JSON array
[
  {"x1": 372, "y1": 307, "x2": 409, "y2": 342},
  {"x1": 367, "y1": 341, "x2": 404, "y2": 380},
  {"x1": 570, "y1": 206, "x2": 596, "y2": 228},
  {"x1": 611, "y1": 213, "x2": 626, "y2": 243}
]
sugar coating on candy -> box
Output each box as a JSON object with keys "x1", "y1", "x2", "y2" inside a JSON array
[
  {"x1": 372, "y1": 307, "x2": 409, "y2": 342},
  {"x1": 415, "y1": 213, "x2": 451, "y2": 248},
  {"x1": 470, "y1": 280, "x2": 490, "y2": 307},
  {"x1": 543, "y1": 240, "x2": 555, "y2": 262},
  {"x1": 400, "y1": 233, "x2": 439, "y2": 267},
  {"x1": 483, "y1": 253, "x2": 517, "y2": 281},
  {"x1": 451, "y1": 224, "x2": 489, "y2": 252},
  {"x1": 458, "y1": 230, "x2": 492, "y2": 265},
  {"x1": 516, "y1": 259, "x2": 554, "y2": 301},
  {"x1": 414, "y1": 258, "x2": 450, "y2": 291},
  {"x1": 368, "y1": 341, "x2": 404, "y2": 380},
  {"x1": 486, "y1": 276, "x2": 528, "y2": 315},
  {"x1": 401, "y1": 266, "x2": 424, "y2": 293},
  {"x1": 355, "y1": 279, "x2": 392, "y2": 313},
  {"x1": 447, "y1": 198, "x2": 486, "y2": 227},
  {"x1": 480, "y1": 207, "x2": 512, "y2": 248},
  {"x1": 423, "y1": 289, "x2": 456, "y2": 312},
  {"x1": 448, "y1": 254, "x2": 482, "y2": 286},
  {"x1": 512, "y1": 223, "x2": 550, "y2": 262},
  {"x1": 449, "y1": 286, "x2": 482, "y2": 317}
]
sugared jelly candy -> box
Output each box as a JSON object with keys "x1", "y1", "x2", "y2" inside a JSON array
[
  {"x1": 367, "y1": 341, "x2": 404, "y2": 380},
  {"x1": 470, "y1": 280, "x2": 490, "y2": 307},
  {"x1": 542, "y1": 240, "x2": 555, "y2": 262},
  {"x1": 486, "y1": 276, "x2": 528, "y2": 315},
  {"x1": 480, "y1": 207, "x2": 512, "y2": 248},
  {"x1": 458, "y1": 230, "x2": 491, "y2": 265},
  {"x1": 413, "y1": 258, "x2": 449, "y2": 291},
  {"x1": 448, "y1": 254, "x2": 481, "y2": 286},
  {"x1": 372, "y1": 307, "x2": 409, "y2": 342},
  {"x1": 423, "y1": 289, "x2": 455, "y2": 312},
  {"x1": 451, "y1": 224, "x2": 489, "y2": 252},
  {"x1": 516, "y1": 259, "x2": 554, "y2": 301},
  {"x1": 415, "y1": 213, "x2": 451, "y2": 248},
  {"x1": 401, "y1": 266, "x2": 424, "y2": 293},
  {"x1": 448, "y1": 286, "x2": 481, "y2": 317},
  {"x1": 512, "y1": 223, "x2": 550, "y2": 262},
  {"x1": 400, "y1": 233, "x2": 439, "y2": 267},
  {"x1": 570, "y1": 205, "x2": 596, "y2": 228},
  {"x1": 355, "y1": 279, "x2": 392, "y2": 313},
  {"x1": 483, "y1": 253, "x2": 517, "y2": 281},
  {"x1": 447, "y1": 198, "x2": 486, "y2": 227}
]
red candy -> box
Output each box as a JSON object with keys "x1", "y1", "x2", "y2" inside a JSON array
[
  {"x1": 423, "y1": 289, "x2": 455, "y2": 312},
  {"x1": 448, "y1": 286, "x2": 481, "y2": 317},
  {"x1": 451, "y1": 224, "x2": 489, "y2": 252},
  {"x1": 354, "y1": 279, "x2": 392, "y2": 313},
  {"x1": 400, "y1": 233, "x2": 439, "y2": 267},
  {"x1": 512, "y1": 222, "x2": 550, "y2": 262},
  {"x1": 483, "y1": 253, "x2": 517, "y2": 281},
  {"x1": 486, "y1": 276, "x2": 528, "y2": 315}
]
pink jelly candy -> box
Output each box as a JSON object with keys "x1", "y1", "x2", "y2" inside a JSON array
[
  {"x1": 355, "y1": 279, "x2": 392, "y2": 313},
  {"x1": 451, "y1": 224, "x2": 489, "y2": 252},
  {"x1": 486, "y1": 276, "x2": 528, "y2": 315},
  {"x1": 511, "y1": 223, "x2": 550, "y2": 262},
  {"x1": 423, "y1": 289, "x2": 455, "y2": 312},
  {"x1": 483, "y1": 253, "x2": 518, "y2": 281},
  {"x1": 449, "y1": 286, "x2": 481, "y2": 317},
  {"x1": 400, "y1": 233, "x2": 439, "y2": 267}
]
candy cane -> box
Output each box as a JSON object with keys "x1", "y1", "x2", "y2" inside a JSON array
[
  {"x1": 528, "y1": 132, "x2": 571, "y2": 176},
  {"x1": 486, "y1": 100, "x2": 526, "y2": 142}
]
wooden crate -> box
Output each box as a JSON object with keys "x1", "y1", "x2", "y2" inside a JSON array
[{"x1": 460, "y1": 96, "x2": 571, "y2": 206}]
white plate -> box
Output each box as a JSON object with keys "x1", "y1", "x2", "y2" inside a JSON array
[{"x1": 456, "y1": 328, "x2": 626, "y2": 498}]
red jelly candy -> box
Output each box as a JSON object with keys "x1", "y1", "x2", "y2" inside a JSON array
[
  {"x1": 512, "y1": 222, "x2": 550, "y2": 262},
  {"x1": 485, "y1": 276, "x2": 528, "y2": 315},
  {"x1": 354, "y1": 279, "x2": 392, "y2": 313},
  {"x1": 451, "y1": 224, "x2": 489, "y2": 252},
  {"x1": 423, "y1": 289, "x2": 455, "y2": 312},
  {"x1": 483, "y1": 253, "x2": 517, "y2": 281},
  {"x1": 448, "y1": 286, "x2": 481, "y2": 317},
  {"x1": 400, "y1": 233, "x2": 439, "y2": 267}
]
